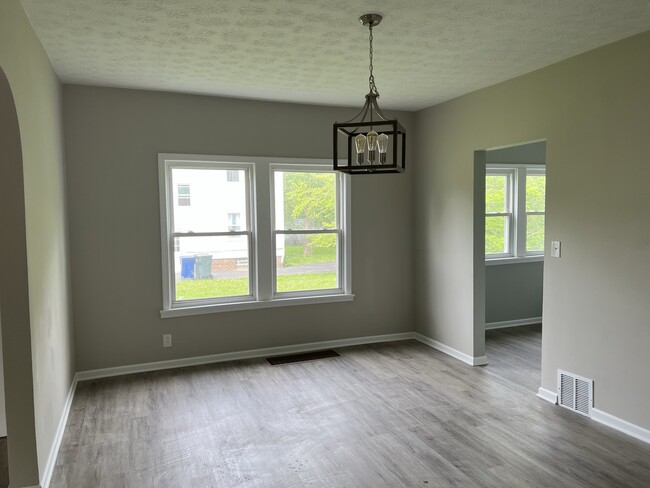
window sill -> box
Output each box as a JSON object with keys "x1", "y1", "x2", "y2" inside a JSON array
[
  {"x1": 161, "y1": 293, "x2": 355, "y2": 318},
  {"x1": 485, "y1": 255, "x2": 544, "y2": 266}
]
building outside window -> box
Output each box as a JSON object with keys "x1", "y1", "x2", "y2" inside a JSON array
[
  {"x1": 227, "y1": 213, "x2": 241, "y2": 232},
  {"x1": 177, "y1": 184, "x2": 191, "y2": 206}
]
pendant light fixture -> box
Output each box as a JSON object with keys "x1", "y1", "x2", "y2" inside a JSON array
[{"x1": 333, "y1": 13, "x2": 406, "y2": 174}]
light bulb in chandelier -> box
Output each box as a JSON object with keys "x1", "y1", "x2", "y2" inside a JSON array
[
  {"x1": 366, "y1": 130, "x2": 378, "y2": 163},
  {"x1": 377, "y1": 133, "x2": 389, "y2": 164},
  {"x1": 354, "y1": 134, "x2": 367, "y2": 165}
]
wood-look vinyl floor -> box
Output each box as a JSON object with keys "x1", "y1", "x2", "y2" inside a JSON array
[
  {"x1": 485, "y1": 323, "x2": 542, "y2": 393},
  {"x1": 50, "y1": 329, "x2": 650, "y2": 487}
]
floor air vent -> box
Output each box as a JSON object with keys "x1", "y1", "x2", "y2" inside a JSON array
[
  {"x1": 558, "y1": 370, "x2": 593, "y2": 417},
  {"x1": 266, "y1": 349, "x2": 340, "y2": 366}
]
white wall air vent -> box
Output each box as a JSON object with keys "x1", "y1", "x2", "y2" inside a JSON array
[{"x1": 558, "y1": 370, "x2": 593, "y2": 417}]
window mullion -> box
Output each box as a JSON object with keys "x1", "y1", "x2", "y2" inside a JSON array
[
  {"x1": 514, "y1": 168, "x2": 527, "y2": 257},
  {"x1": 506, "y1": 171, "x2": 515, "y2": 256},
  {"x1": 255, "y1": 163, "x2": 273, "y2": 301},
  {"x1": 341, "y1": 173, "x2": 351, "y2": 294}
]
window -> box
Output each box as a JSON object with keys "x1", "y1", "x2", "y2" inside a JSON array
[
  {"x1": 177, "y1": 184, "x2": 191, "y2": 206},
  {"x1": 486, "y1": 164, "x2": 545, "y2": 261},
  {"x1": 159, "y1": 154, "x2": 351, "y2": 316},
  {"x1": 525, "y1": 170, "x2": 545, "y2": 253},
  {"x1": 485, "y1": 170, "x2": 514, "y2": 255},
  {"x1": 272, "y1": 168, "x2": 340, "y2": 296},
  {"x1": 226, "y1": 170, "x2": 240, "y2": 182},
  {"x1": 163, "y1": 163, "x2": 253, "y2": 307}
]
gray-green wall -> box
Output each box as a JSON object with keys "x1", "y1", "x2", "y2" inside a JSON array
[
  {"x1": 62, "y1": 85, "x2": 415, "y2": 372},
  {"x1": 0, "y1": 1, "x2": 75, "y2": 485},
  {"x1": 415, "y1": 31, "x2": 650, "y2": 430},
  {"x1": 485, "y1": 262, "x2": 543, "y2": 324}
]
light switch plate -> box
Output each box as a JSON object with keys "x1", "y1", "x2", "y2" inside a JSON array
[{"x1": 551, "y1": 241, "x2": 561, "y2": 258}]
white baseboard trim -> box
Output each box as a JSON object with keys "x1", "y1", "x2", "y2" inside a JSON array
[
  {"x1": 591, "y1": 408, "x2": 650, "y2": 445},
  {"x1": 413, "y1": 333, "x2": 488, "y2": 366},
  {"x1": 537, "y1": 387, "x2": 558, "y2": 404},
  {"x1": 40, "y1": 377, "x2": 78, "y2": 488},
  {"x1": 75, "y1": 332, "x2": 416, "y2": 381},
  {"x1": 485, "y1": 317, "x2": 542, "y2": 330},
  {"x1": 472, "y1": 355, "x2": 489, "y2": 366}
]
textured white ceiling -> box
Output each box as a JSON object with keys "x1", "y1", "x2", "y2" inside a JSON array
[{"x1": 21, "y1": 0, "x2": 650, "y2": 111}]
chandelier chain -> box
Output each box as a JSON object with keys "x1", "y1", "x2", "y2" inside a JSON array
[{"x1": 368, "y1": 25, "x2": 379, "y2": 96}]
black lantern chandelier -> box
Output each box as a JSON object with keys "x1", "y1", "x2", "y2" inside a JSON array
[{"x1": 333, "y1": 13, "x2": 406, "y2": 174}]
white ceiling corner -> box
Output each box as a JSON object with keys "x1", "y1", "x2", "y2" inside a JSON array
[{"x1": 21, "y1": 0, "x2": 650, "y2": 111}]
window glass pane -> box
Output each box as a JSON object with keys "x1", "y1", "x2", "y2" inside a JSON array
[
  {"x1": 171, "y1": 168, "x2": 247, "y2": 233},
  {"x1": 526, "y1": 174, "x2": 545, "y2": 212},
  {"x1": 274, "y1": 171, "x2": 336, "y2": 230},
  {"x1": 486, "y1": 216, "x2": 508, "y2": 254},
  {"x1": 526, "y1": 215, "x2": 545, "y2": 252},
  {"x1": 174, "y1": 236, "x2": 249, "y2": 301},
  {"x1": 226, "y1": 170, "x2": 240, "y2": 182},
  {"x1": 486, "y1": 175, "x2": 508, "y2": 213},
  {"x1": 276, "y1": 233, "x2": 337, "y2": 293}
]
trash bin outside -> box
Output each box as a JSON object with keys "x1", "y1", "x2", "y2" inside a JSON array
[
  {"x1": 195, "y1": 255, "x2": 213, "y2": 279},
  {"x1": 180, "y1": 256, "x2": 196, "y2": 279}
]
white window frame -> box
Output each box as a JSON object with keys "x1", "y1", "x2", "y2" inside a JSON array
[
  {"x1": 270, "y1": 164, "x2": 346, "y2": 299},
  {"x1": 158, "y1": 154, "x2": 353, "y2": 318},
  {"x1": 160, "y1": 158, "x2": 257, "y2": 311},
  {"x1": 524, "y1": 167, "x2": 546, "y2": 256},
  {"x1": 485, "y1": 169, "x2": 515, "y2": 259},
  {"x1": 486, "y1": 163, "x2": 545, "y2": 265}
]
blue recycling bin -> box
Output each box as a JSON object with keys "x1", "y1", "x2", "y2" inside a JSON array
[{"x1": 180, "y1": 256, "x2": 196, "y2": 279}]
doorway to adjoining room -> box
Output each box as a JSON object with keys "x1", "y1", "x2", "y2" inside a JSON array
[{"x1": 477, "y1": 140, "x2": 546, "y2": 392}]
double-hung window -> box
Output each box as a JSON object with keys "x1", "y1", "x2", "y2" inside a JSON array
[
  {"x1": 162, "y1": 163, "x2": 254, "y2": 306},
  {"x1": 485, "y1": 169, "x2": 514, "y2": 256},
  {"x1": 159, "y1": 155, "x2": 352, "y2": 317},
  {"x1": 485, "y1": 164, "x2": 545, "y2": 262},
  {"x1": 271, "y1": 166, "x2": 342, "y2": 297},
  {"x1": 525, "y1": 169, "x2": 545, "y2": 253}
]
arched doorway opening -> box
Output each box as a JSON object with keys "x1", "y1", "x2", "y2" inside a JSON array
[{"x1": 0, "y1": 66, "x2": 41, "y2": 488}]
